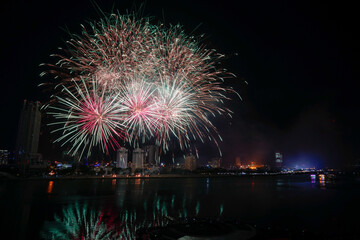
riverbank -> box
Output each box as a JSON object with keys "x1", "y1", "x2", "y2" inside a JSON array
[{"x1": 1, "y1": 171, "x2": 316, "y2": 180}]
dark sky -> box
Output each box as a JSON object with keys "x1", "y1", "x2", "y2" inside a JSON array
[{"x1": 1, "y1": 0, "x2": 358, "y2": 168}]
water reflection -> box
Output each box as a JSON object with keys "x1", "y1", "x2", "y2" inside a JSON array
[
  {"x1": 112, "y1": 179, "x2": 116, "y2": 191},
  {"x1": 219, "y1": 204, "x2": 224, "y2": 216},
  {"x1": 276, "y1": 179, "x2": 284, "y2": 190},
  {"x1": 319, "y1": 174, "x2": 326, "y2": 189},
  {"x1": 41, "y1": 203, "x2": 169, "y2": 239},
  {"x1": 41, "y1": 194, "x2": 223, "y2": 239},
  {"x1": 310, "y1": 174, "x2": 316, "y2": 184},
  {"x1": 310, "y1": 174, "x2": 326, "y2": 189},
  {"x1": 134, "y1": 178, "x2": 141, "y2": 185},
  {"x1": 47, "y1": 181, "x2": 54, "y2": 194},
  {"x1": 7, "y1": 176, "x2": 355, "y2": 239},
  {"x1": 196, "y1": 201, "x2": 200, "y2": 215},
  {"x1": 42, "y1": 203, "x2": 119, "y2": 239},
  {"x1": 206, "y1": 177, "x2": 210, "y2": 194}
]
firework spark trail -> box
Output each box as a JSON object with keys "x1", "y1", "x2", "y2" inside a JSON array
[
  {"x1": 44, "y1": 12, "x2": 238, "y2": 158},
  {"x1": 116, "y1": 75, "x2": 160, "y2": 146},
  {"x1": 154, "y1": 76, "x2": 201, "y2": 151},
  {"x1": 42, "y1": 14, "x2": 156, "y2": 89},
  {"x1": 47, "y1": 79, "x2": 125, "y2": 158}
]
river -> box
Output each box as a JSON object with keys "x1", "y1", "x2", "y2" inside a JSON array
[{"x1": 1, "y1": 174, "x2": 359, "y2": 239}]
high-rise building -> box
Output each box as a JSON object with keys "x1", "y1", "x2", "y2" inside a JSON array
[
  {"x1": 16, "y1": 100, "x2": 41, "y2": 154},
  {"x1": 0, "y1": 150, "x2": 9, "y2": 165},
  {"x1": 185, "y1": 155, "x2": 197, "y2": 171},
  {"x1": 275, "y1": 152, "x2": 283, "y2": 168},
  {"x1": 132, "y1": 148, "x2": 145, "y2": 169},
  {"x1": 116, "y1": 147, "x2": 128, "y2": 169},
  {"x1": 16, "y1": 100, "x2": 42, "y2": 169}
]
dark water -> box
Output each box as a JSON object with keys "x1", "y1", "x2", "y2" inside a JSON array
[{"x1": 1, "y1": 174, "x2": 360, "y2": 239}]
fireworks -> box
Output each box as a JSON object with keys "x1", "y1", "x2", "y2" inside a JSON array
[
  {"x1": 47, "y1": 79, "x2": 125, "y2": 157},
  {"x1": 43, "y1": 12, "x2": 237, "y2": 158}
]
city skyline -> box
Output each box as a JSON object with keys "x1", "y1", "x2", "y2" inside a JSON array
[
  {"x1": 1, "y1": 2, "x2": 359, "y2": 239},
  {"x1": 1, "y1": 0, "x2": 358, "y2": 168}
]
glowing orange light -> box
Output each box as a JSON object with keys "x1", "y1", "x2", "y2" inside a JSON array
[
  {"x1": 112, "y1": 179, "x2": 116, "y2": 190},
  {"x1": 47, "y1": 181, "x2": 54, "y2": 194}
]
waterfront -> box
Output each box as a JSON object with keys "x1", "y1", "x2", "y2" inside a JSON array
[{"x1": 1, "y1": 174, "x2": 360, "y2": 239}]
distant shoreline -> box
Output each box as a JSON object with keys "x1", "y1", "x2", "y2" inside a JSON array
[{"x1": 1, "y1": 172, "x2": 315, "y2": 181}]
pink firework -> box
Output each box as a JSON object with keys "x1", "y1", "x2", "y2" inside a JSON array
[
  {"x1": 116, "y1": 75, "x2": 159, "y2": 146},
  {"x1": 48, "y1": 79, "x2": 125, "y2": 157}
]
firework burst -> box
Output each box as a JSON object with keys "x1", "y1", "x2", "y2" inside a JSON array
[
  {"x1": 116, "y1": 75, "x2": 159, "y2": 146},
  {"x1": 44, "y1": 11, "x2": 238, "y2": 158},
  {"x1": 47, "y1": 79, "x2": 125, "y2": 157}
]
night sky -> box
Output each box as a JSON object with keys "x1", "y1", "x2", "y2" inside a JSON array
[{"x1": 1, "y1": 0, "x2": 358, "y2": 168}]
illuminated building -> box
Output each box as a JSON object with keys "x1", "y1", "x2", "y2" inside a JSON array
[
  {"x1": 0, "y1": 150, "x2": 9, "y2": 165},
  {"x1": 208, "y1": 158, "x2": 221, "y2": 168},
  {"x1": 132, "y1": 148, "x2": 145, "y2": 169},
  {"x1": 15, "y1": 100, "x2": 42, "y2": 170},
  {"x1": 249, "y1": 162, "x2": 256, "y2": 170},
  {"x1": 185, "y1": 155, "x2": 197, "y2": 171},
  {"x1": 116, "y1": 147, "x2": 128, "y2": 169},
  {"x1": 275, "y1": 152, "x2": 283, "y2": 168},
  {"x1": 248, "y1": 162, "x2": 264, "y2": 170}
]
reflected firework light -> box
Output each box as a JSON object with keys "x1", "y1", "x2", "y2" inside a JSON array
[
  {"x1": 43, "y1": 12, "x2": 238, "y2": 158},
  {"x1": 42, "y1": 194, "x2": 226, "y2": 239},
  {"x1": 41, "y1": 201, "x2": 200, "y2": 240},
  {"x1": 41, "y1": 203, "x2": 120, "y2": 240}
]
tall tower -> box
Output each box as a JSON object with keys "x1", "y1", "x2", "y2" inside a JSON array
[
  {"x1": 116, "y1": 147, "x2": 128, "y2": 168},
  {"x1": 275, "y1": 152, "x2": 283, "y2": 168},
  {"x1": 0, "y1": 150, "x2": 9, "y2": 165},
  {"x1": 132, "y1": 148, "x2": 145, "y2": 169},
  {"x1": 16, "y1": 100, "x2": 41, "y2": 154},
  {"x1": 16, "y1": 100, "x2": 42, "y2": 169}
]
